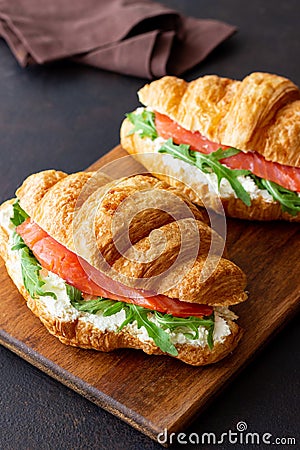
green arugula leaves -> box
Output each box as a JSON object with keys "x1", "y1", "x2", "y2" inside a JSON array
[
  {"x1": 251, "y1": 176, "x2": 300, "y2": 216},
  {"x1": 158, "y1": 139, "x2": 252, "y2": 206},
  {"x1": 11, "y1": 231, "x2": 27, "y2": 251},
  {"x1": 154, "y1": 312, "x2": 215, "y2": 350},
  {"x1": 122, "y1": 304, "x2": 179, "y2": 355},
  {"x1": 10, "y1": 200, "x2": 29, "y2": 226},
  {"x1": 10, "y1": 201, "x2": 56, "y2": 299},
  {"x1": 19, "y1": 246, "x2": 57, "y2": 299},
  {"x1": 66, "y1": 285, "x2": 124, "y2": 315},
  {"x1": 127, "y1": 109, "x2": 300, "y2": 214},
  {"x1": 126, "y1": 110, "x2": 158, "y2": 140},
  {"x1": 65, "y1": 284, "x2": 215, "y2": 356}
]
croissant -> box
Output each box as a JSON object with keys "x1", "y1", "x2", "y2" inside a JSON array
[
  {"x1": 0, "y1": 169, "x2": 247, "y2": 366},
  {"x1": 120, "y1": 72, "x2": 300, "y2": 221}
]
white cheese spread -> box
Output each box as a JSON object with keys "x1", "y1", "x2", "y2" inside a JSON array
[{"x1": 152, "y1": 137, "x2": 275, "y2": 202}]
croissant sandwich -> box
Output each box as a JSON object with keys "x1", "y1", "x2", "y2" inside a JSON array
[
  {"x1": 121, "y1": 72, "x2": 300, "y2": 221},
  {"x1": 0, "y1": 170, "x2": 247, "y2": 365}
]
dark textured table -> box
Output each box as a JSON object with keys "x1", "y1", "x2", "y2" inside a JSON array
[{"x1": 0, "y1": 1, "x2": 299, "y2": 449}]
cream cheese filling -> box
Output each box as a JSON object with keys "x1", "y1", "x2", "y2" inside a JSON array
[{"x1": 0, "y1": 201, "x2": 232, "y2": 349}]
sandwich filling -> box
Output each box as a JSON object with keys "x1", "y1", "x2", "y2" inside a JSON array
[
  {"x1": 0, "y1": 200, "x2": 236, "y2": 356},
  {"x1": 127, "y1": 109, "x2": 300, "y2": 216}
]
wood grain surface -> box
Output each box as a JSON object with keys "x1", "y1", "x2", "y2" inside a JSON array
[{"x1": 0, "y1": 145, "x2": 299, "y2": 443}]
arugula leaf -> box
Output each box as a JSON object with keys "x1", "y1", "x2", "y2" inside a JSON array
[
  {"x1": 103, "y1": 302, "x2": 125, "y2": 317},
  {"x1": 68, "y1": 292, "x2": 124, "y2": 316},
  {"x1": 19, "y1": 245, "x2": 57, "y2": 299},
  {"x1": 154, "y1": 312, "x2": 215, "y2": 350},
  {"x1": 125, "y1": 304, "x2": 178, "y2": 356},
  {"x1": 126, "y1": 110, "x2": 158, "y2": 140},
  {"x1": 10, "y1": 200, "x2": 29, "y2": 226},
  {"x1": 194, "y1": 148, "x2": 252, "y2": 206},
  {"x1": 251, "y1": 176, "x2": 300, "y2": 216},
  {"x1": 117, "y1": 303, "x2": 135, "y2": 330},
  {"x1": 65, "y1": 284, "x2": 83, "y2": 302},
  {"x1": 65, "y1": 285, "x2": 126, "y2": 316},
  {"x1": 158, "y1": 139, "x2": 251, "y2": 206},
  {"x1": 10, "y1": 202, "x2": 29, "y2": 250},
  {"x1": 10, "y1": 202, "x2": 57, "y2": 299},
  {"x1": 11, "y1": 231, "x2": 27, "y2": 251},
  {"x1": 206, "y1": 316, "x2": 215, "y2": 351}
]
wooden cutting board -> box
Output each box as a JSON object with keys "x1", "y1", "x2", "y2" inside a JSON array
[{"x1": 0, "y1": 145, "x2": 299, "y2": 443}]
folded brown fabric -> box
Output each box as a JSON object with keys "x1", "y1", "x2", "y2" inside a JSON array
[{"x1": 0, "y1": 0, "x2": 236, "y2": 78}]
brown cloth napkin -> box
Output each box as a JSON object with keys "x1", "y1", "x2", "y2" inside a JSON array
[{"x1": 0, "y1": 0, "x2": 236, "y2": 79}]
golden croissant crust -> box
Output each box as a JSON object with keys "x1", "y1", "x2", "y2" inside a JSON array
[
  {"x1": 138, "y1": 72, "x2": 300, "y2": 167},
  {"x1": 14, "y1": 170, "x2": 247, "y2": 306}
]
